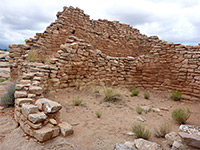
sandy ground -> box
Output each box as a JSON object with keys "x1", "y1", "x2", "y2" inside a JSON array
[
  {"x1": 47, "y1": 85, "x2": 200, "y2": 150},
  {"x1": 0, "y1": 84, "x2": 200, "y2": 150}
]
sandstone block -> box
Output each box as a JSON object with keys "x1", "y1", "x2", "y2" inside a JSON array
[
  {"x1": 134, "y1": 138, "x2": 162, "y2": 150},
  {"x1": 165, "y1": 132, "x2": 181, "y2": 146},
  {"x1": 28, "y1": 112, "x2": 47, "y2": 124},
  {"x1": 15, "y1": 98, "x2": 34, "y2": 106},
  {"x1": 29, "y1": 86, "x2": 43, "y2": 95},
  {"x1": 178, "y1": 125, "x2": 200, "y2": 148},
  {"x1": 33, "y1": 127, "x2": 55, "y2": 142},
  {"x1": 27, "y1": 120, "x2": 42, "y2": 129},
  {"x1": 58, "y1": 122, "x2": 73, "y2": 136},
  {"x1": 114, "y1": 144, "x2": 134, "y2": 150},
  {"x1": 15, "y1": 91, "x2": 27, "y2": 98},
  {"x1": 22, "y1": 104, "x2": 38, "y2": 117},
  {"x1": 49, "y1": 118, "x2": 57, "y2": 125},
  {"x1": 35, "y1": 98, "x2": 62, "y2": 113}
]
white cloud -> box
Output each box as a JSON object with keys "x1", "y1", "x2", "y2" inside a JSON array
[{"x1": 0, "y1": 0, "x2": 200, "y2": 48}]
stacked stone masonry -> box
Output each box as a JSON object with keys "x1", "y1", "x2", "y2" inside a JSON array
[
  {"x1": 14, "y1": 72, "x2": 73, "y2": 142},
  {"x1": 9, "y1": 6, "x2": 200, "y2": 142}
]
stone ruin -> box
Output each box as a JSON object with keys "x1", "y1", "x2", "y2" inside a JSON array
[{"x1": 9, "y1": 6, "x2": 200, "y2": 142}]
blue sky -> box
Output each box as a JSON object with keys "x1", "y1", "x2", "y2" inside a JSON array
[{"x1": 0, "y1": 0, "x2": 200, "y2": 49}]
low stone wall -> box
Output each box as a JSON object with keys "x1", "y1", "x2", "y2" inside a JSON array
[{"x1": 14, "y1": 69, "x2": 73, "y2": 142}]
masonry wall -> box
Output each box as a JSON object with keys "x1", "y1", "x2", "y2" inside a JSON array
[{"x1": 9, "y1": 6, "x2": 200, "y2": 101}]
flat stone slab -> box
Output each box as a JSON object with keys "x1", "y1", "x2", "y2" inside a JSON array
[
  {"x1": 29, "y1": 86, "x2": 43, "y2": 95},
  {"x1": 28, "y1": 112, "x2": 47, "y2": 124},
  {"x1": 15, "y1": 98, "x2": 34, "y2": 106},
  {"x1": 178, "y1": 125, "x2": 200, "y2": 148},
  {"x1": 134, "y1": 138, "x2": 162, "y2": 150},
  {"x1": 15, "y1": 91, "x2": 27, "y2": 98},
  {"x1": 58, "y1": 122, "x2": 73, "y2": 136},
  {"x1": 35, "y1": 98, "x2": 62, "y2": 113},
  {"x1": 21, "y1": 104, "x2": 38, "y2": 117},
  {"x1": 33, "y1": 126, "x2": 60, "y2": 142}
]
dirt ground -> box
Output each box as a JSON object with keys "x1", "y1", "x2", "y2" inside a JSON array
[
  {"x1": 0, "y1": 84, "x2": 200, "y2": 150},
  {"x1": 47, "y1": 85, "x2": 200, "y2": 150}
]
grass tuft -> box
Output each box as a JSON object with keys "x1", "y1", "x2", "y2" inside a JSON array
[
  {"x1": 144, "y1": 92, "x2": 150, "y2": 99},
  {"x1": 170, "y1": 90, "x2": 182, "y2": 101},
  {"x1": 0, "y1": 83, "x2": 16, "y2": 107},
  {"x1": 132, "y1": 123, "x2": 151, "y2": 140},
  {"x1": 103, "y1": 87, "x2": 121, "y2": 102},
  {"x1": 154, "y1": 123, "x2": 171, "y2": 138},
  {"x1": 96, "y1": 111, "x2": 102, "y2": 118},
  {"x1": 136, "y1": 106, "x2": 143, "y2": 114},
  {"x1": 72, "y1": 97, "x2": 83, "y2": 106},
  {"x1": 172, "y1": 108, "x2": 191, "y2": 124}
]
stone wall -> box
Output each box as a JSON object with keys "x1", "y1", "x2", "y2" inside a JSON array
[{"x1": 8, "y1": 6, "x2": 200, "y2": 142}]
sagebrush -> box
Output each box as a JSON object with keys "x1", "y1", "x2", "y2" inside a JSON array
[
  {"x1": 130, "y1": 86, "x2": 139, "y2": 96},
  {"x1": 144, "y1": 92, "x2": 150, "y2": 99},
  {"x1": 132, "y1": 123, "x2": 151, "y2": 140},
  {"x1": 136, "y1": 106, "x2": 143, "y2": 114},
  {"x1": 172, "y1": 108, "x2": 191, "y2": 124},
  {"x1": 154, "y1": 123, "x2": 171, "y2": 138},
  {"x1": 103, "y1": 87, "x2": 121, "y2": 102},
  {"x1": 0, "y1": 83, "x2": 16, "y2": 107},
  {"x1": 72, "y1": 97, "x2": 83, "y2": 106},
  {"x1": 170, "y1": 90, "x2": 182, "y2": 101}
]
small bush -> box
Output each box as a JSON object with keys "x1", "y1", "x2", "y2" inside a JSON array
[
  {"x1": 154, "y1": 123, "x2": 171, "y2": 138},
  {"x1": 172, "y1": 108, "x2": 191, "y2": 124},
  {"x1": 0, "y1": 83, "x2": 16, "y2": 107},
  {"x1": 131, "y1": 89, "x2": 140, "y2": 97},
  {"x1": 170, "y1": 90, "x2": 182, "y2": 101},
  {"x1": 96, "y1": 111, "x2": 102, "y2": 118},
  {"x1": 132, "y1": 123, "x2": 151, "y2": 140},
  {"x1": 72, "y1": 97, "x2": 82, "y2": 106},
  {"x1": 103, "y1": 87, "x2": 121, "y2": 102},
  {"x1": 130, "y1": 86, "x2": 136, "y2": 92},
  {"x1": 136, "y1": 106, "x2": 143, "y2": 114},
  {"x1": 144, "y1": 92, "x2": 150, "y2": 99}
]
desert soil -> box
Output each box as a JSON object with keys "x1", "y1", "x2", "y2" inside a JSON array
[{"x1": 1, "y1": 84, "x2": 200, "y2": 150}]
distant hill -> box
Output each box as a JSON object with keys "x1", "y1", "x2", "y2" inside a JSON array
[{"x1": 0, "y1": 48, "x2": 8, "y2": 51}]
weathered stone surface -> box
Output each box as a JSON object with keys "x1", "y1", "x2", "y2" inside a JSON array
[
  {"x1": 114, "y1": 144, "x2": 134, "y2": 150},
  {"x1": 33, "y1": 127, "x2": 55, "y2": 142},
  {"x1": 35, "y1": 98, "x2": 62, "y2": 113},
  {"x1": 21, "y1": 104, "x2": 38, "y2": 117},
  {"x1": 15, "y1": 98, "x2": 34, "y2": 106},
  {"x1": 172, "y1": 140, "x2": 198, "y2": 150},
  {"x1": 27, "y1": 120, "x2": 42, "y2": 129},
  {"x1": 178, "y1": 132, "x2": 200, "y2": 148},
  {"x1": 58, "y1": 122, "x2": 73, "y2": 136},
  {"x1": 15, "y1": 91, "x2": 27, "y2": 98},
  {"x1": 29, "y1": 86, "x2": 43, "y2": 95},
  {"x1": 141, "y1": 106, "x2": 151, "y2": 113},
  {"x1": 49, "y1": 118, "x2": 57, "y2": 125},
  {"x1": 28, "y1": 112, "x2": 47, "y2": 124},
  {"x1": 178, "y1": 125, "x2": 200, "y2": 148},
  {"x1": 134, "y1": 138, "x2": 162, "y2": 150},
  {"x1": 134, "y1": 116, "x2": 145, "y2": 122},
  {"x1": 165, "y1": 132, "x2": 181, "y2": 146}
]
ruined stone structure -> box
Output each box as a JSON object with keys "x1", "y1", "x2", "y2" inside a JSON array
[{"x1": 9, "y1": 6, "x2": 200, "y2": 142}]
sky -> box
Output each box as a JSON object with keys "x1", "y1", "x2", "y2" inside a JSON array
[{"x1": 0, "y1": 0, "x2": 200, "y2": 49}]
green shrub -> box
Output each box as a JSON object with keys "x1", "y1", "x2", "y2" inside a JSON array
[
  {"x1": 170, "y1": 90, "x2": 182, "y2": 101},
  {"x1": 130, "y1": 86, "x2": 136, "y2": 92},
  {"x1": 172, "y1": 108, "x2": 191, "y2": 124},
  {"x1": 136, "y1": 106, "x2": 143, "y2": 114},
  {"x1": 27, "y1": 50, "x2": 39, "y2": 62},
  {"x1": 131, "y1": 89, "x2": 139, "y2": 96},
  {"x1": 144, "y1": 92, "x2": 150, "y2": 99},
  {"x1": 72, "y1": 97, "x2": 82, "y2": 106},
  {"x1": 154, "y1": 123, "x2": 171, "y2": 138},
  {"x1": 96, "y1": 111, "x2": 102, "y2": 118},
  {"x1": 0, "y1": 83, "x2": 16, "y2": 107},
  {"x1": 132, "y1": 123, "x2": 151, "y2": 140},
  {"x1": 103, "y1": 87, "x2": 121, "y2": 102}
]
